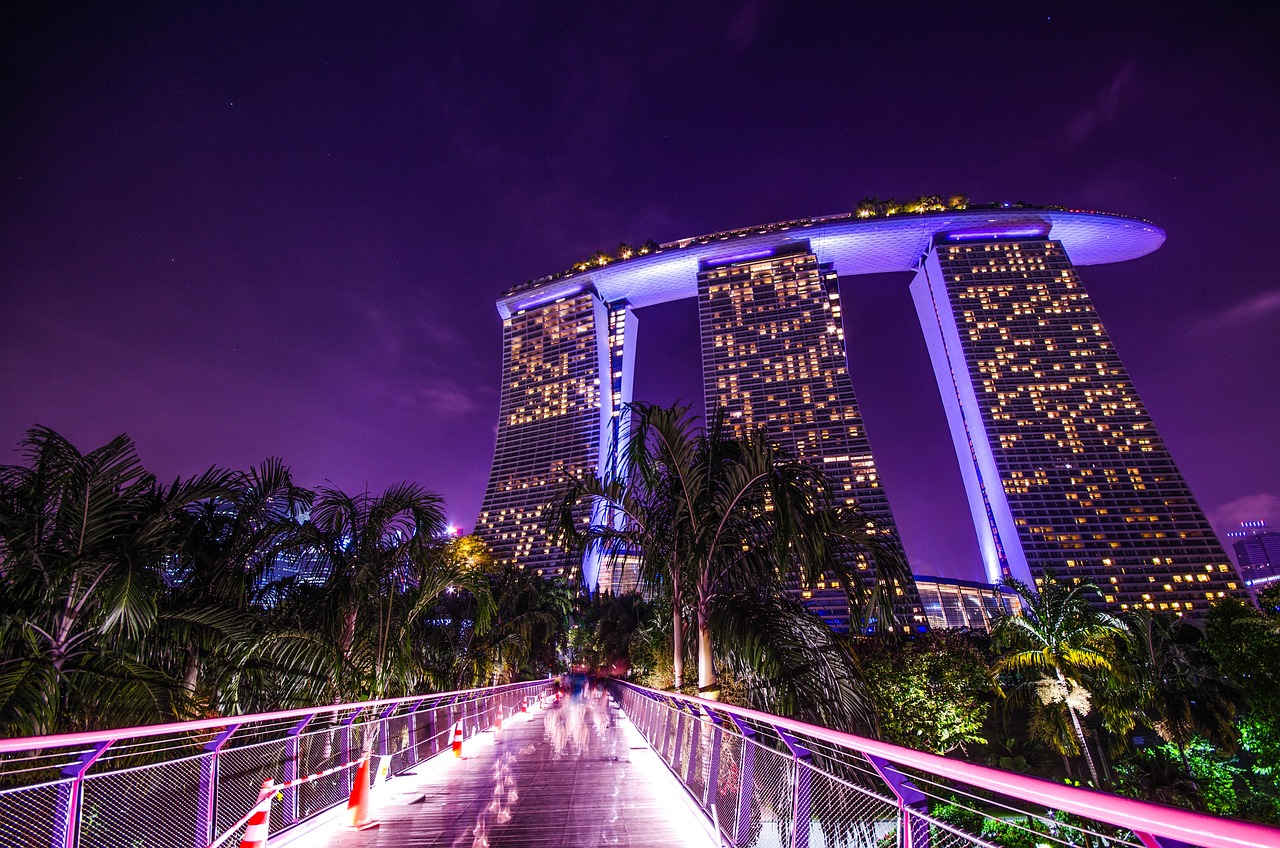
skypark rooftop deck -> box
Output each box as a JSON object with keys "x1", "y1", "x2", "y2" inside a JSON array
[{"x1": 497, "y1": 208, "x2": 1165, "y2": 317}]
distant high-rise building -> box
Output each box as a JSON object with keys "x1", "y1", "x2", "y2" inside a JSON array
[
  {"x1": 697, "y1": 242, "x2": 921, "y2": 630},
  {"x1": 1227, "y1": 520, "x2": 1280, "y2": 589},
  {"x1": 475, "y1": 205, "x2": 1235, "y2": 620},
  {"x1": 911, "y1": 236, "x2": 1245, "y2": 615}
]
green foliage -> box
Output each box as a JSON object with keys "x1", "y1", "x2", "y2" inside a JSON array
[
  {"x1": 1204, "y1": 595, "x2": 1280, "y2": 716},
  {"x1": 556, "y1": 401, "x2": 911, "y2": 702},
  {"x1": 712, "y1": 588, "x2": 873, "y2": 733},
  {"x1": 565, "y1": 591, "x2": 653, "y2": 675},
  {"x1": 0, "y1": 426, "x2": 575, "y2": 734},
  {"x1": 0, "y1": 427, "x2": 229, "y2": 734},
  {"x1": 990, "y1": 575, "x2": 1129, "y2": 786},
  {"x1": 415, "y1": 564, "x2": 569, "y2": 690},
  {"x1": 849, "y1": 630, "x2": 991, "y2": 753}
]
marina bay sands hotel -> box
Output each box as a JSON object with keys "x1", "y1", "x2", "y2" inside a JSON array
[{"x1": 473, "y1": 204, "x2": 1245, "y2": 623}]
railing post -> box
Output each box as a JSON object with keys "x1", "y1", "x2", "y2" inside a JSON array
[
  {"x1": 195, "y1": 725, "x2": 237, "y2": 848},
  {"x1": 447, "y1": 695, "x2": 457, "y2": 746},
  {"x1": 778, "y1": 729, "x2": 813, "y2": 848},
  {"x1": 51, "y1": 739, "x2": 111, "y2": 848},
  {"x1": 728, "y1": 714, "x2": 756, "y2": 847},
  {"x1": 1135, "y1": 834, "x2": 1196, "y2": 848},
  {"x1": 867, "y1": 754, "x2": 929, "y2": 848},
  {"x1": 703, "y1": 707, "x2": 724, "y2": 812},
  {"x1": 283, "y1": 715, "x2": 313, "y2": 826},
  {"x1": 340, "y1": 708, "x2": 364, "y2": 797}
]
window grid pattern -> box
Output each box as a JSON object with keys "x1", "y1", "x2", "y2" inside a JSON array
[
  {"x1": 698, "y1": 246, "x2": 922, "y2": 631},
  {"x1": 474, "y1": 291, "x2": 605, "y2": 579},
  {"x1": 937, "y1": 239, "x2": 1244, "y2": 614}
]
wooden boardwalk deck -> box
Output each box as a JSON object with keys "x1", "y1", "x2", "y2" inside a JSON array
[{"x1": 291, "y1": 693, "x2": 717, "y2": 848}]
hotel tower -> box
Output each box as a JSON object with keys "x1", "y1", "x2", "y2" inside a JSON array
[
  {"x1": 475, "y1": 205, "x2": 1245, "y2": 620},
  {"x1": 698, "y1": 242, "x2": 919, "y2": 627}
]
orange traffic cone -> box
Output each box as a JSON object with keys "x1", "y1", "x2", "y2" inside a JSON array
[
  {"x1": 452, "y1": 721, "x2": 464, "y2": 758},
  {"x1": 520, "y1": 696, "x2": 528, "y2": 713},
  {"x1": 345, "y1": 756, "x2": 380, "y2": 830},
  {"x1": 495, "y1": 709, "x2": 503, "y2": 732},
  {"x1": 238, "y1": 779, "x2": 274, "y2": 848}
]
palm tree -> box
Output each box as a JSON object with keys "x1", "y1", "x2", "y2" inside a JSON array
[
  {"x1": 991, "y1": 575, "x2": 1128, "y2": 786},
  {"x1": 296, "y1": 483, "x2": 486, "y2": 700},
  {"x1": 555, "y1": 403, "x2": 698, "y2": 688},
  {"x1": 558, "y1": 403, "x2": 895, "y2": 704},
  {"x1": 161, "y1": 458, "x2": 312, "y2": 697},
  {"x1": 1128, "y1": 609, "x2": 1241, "y2": 775},
  {"x1": 0, "y1": 426, "x2": 228, "y2": 734},
  {"x1": 469, "y1": 565, "x2": 569, "y2": 685}
]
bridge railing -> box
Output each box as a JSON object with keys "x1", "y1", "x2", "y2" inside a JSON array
[
  {"x1": 611, "y1": 680, "x2": 1280, "y2": 848},
  {"x1": 0, "y1": 679, "x2": 549, "y2": 848}
]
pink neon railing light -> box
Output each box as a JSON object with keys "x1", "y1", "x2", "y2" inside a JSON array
[
  {"x1": 611, "y1": 681, "x2": 1280, "y2": 848},
  {"x1": 0, "y1": 680, "x2": 549, "y2": 848}
]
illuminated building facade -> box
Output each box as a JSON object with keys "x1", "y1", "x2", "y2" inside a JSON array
[
  {"x1": 474, "y1": 290, "x2": 634, "y2": 582},
  {"x1": 476, "y1": 206, "x2": 1235, "y2": 619},
  {"x1": 1227, "y1": 520, "x2": 1280, "y2": 590},
  {"x1": 914, "y1": 576, "x2": 1021, "y2": 631},
  {"x1": 698, "y1": 243, "x2": 921, "y2": 629},
  {"x1": 911, "y1": 235, "x2": 1244, "y2": 615}
]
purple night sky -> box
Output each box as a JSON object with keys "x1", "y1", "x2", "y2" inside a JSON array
[{"x1": 3, "y1": 3, "x2": 1278, "y2": 582}]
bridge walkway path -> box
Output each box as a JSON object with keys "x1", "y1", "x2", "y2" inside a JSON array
[{"x1": 295, "y1": 692, "x2": 716, "y2": 848}]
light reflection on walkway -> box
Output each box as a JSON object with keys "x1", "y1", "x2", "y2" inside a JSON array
[{"x1": 283, "y1": 687, "x2": 717, "y2": 848}]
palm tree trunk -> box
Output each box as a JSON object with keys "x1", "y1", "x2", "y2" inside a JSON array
[
  {"x1": 1177, "y1": 739, "x2": 1191, "y2": 778},
  {"x1": 671, "y1": 596, "x2": 684, "y2": 690},
  {"x1": 184, "y1": 645, "x2": 200, "y2": 692},
  {"x1": 340, "y1": 604, "x2": 358, "y2": 658},
  {"x1": 1058, "y1": 671, "x2": 1100, "y2": 786},
  {"x1": 1093, "y1": 729, "x2": 1112, "y2": 786},
  {"x1": 697, "y1": 611, "x2": 716, "y2": 696}
]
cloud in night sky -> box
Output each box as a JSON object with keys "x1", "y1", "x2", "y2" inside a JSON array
[
  {"x1": 1210, "y1": 493, "x2": 1280, "y2": 538},
  {"x1": 1191, "y1": 289, "x2": 1280, "y2": 334},
  {"x1": 1064, "y1": 62, "x2": 1136, "y2": 148}
]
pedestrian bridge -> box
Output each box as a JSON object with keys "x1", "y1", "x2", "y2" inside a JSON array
[{"x1": 1, "y1": 680, "x2": 1276, "y2": 848}]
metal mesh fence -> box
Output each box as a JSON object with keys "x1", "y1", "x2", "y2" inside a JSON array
[
  {"x1": 922, "y1": 815, "x2": 1000, "y2": 848},
  {"x1": 603, "y1": 686, "x2": 1178, "y2": 848},
  {"x1": 746, "y1": 742, "x2": 796, "y2": 848},
  {"x1": 0, "y1": 680, "x2": 549, "y2": 848},
  {"x1": 9, "y1": 680, "x2": 1271, "y2": 848},
  {"x1": 296, "y1": 726, "x2": 345, "y2": 821},
  {"x1": 0, "y1": 779, "x2": 63, "y2": 848},
  {"x1": 807, "y1": 766, "x2": 899, "y2": 848},
  {"x1": 216, "y1": 738, "x2": 285, "y2": 837},
  {"x1": 384, "y1": 714, "x2": 411, "y2": 773},
  {"x1": 710, "y1": 731, "x2": 743, "y2": 840}
]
